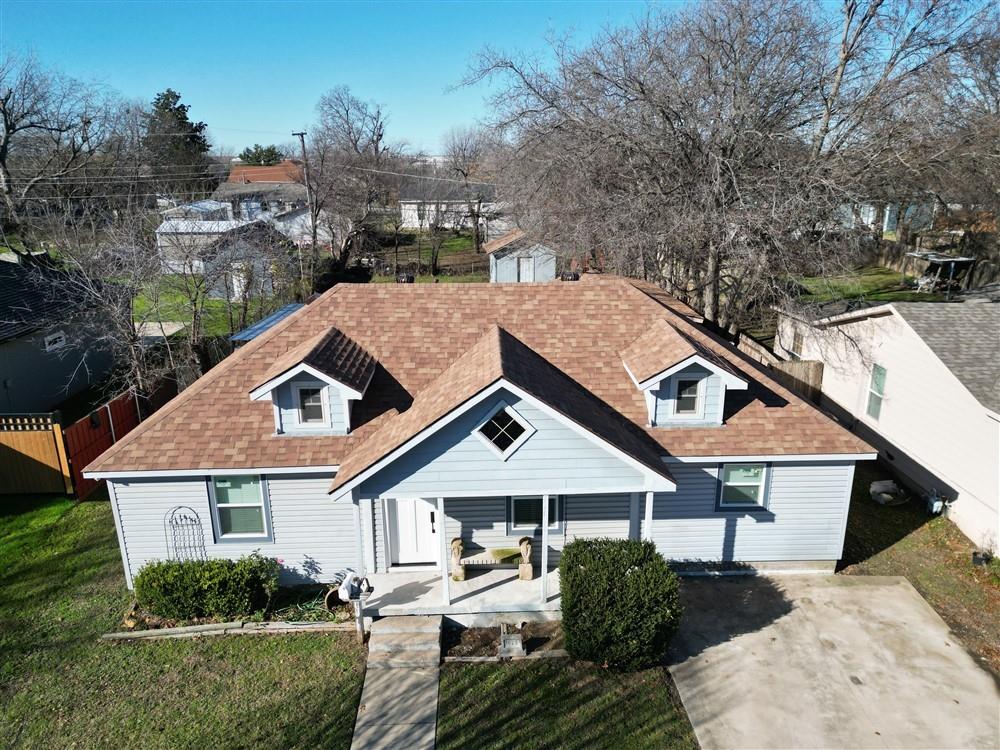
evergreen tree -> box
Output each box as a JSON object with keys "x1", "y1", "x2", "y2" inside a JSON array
[
  {"x1": 143, "y1": 89, "x2": 214, "y2": 197},
  {"x1": 238, "y1": 144, "x2": 284, "y2": 166}
]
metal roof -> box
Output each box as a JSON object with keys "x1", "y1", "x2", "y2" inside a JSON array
[{"x1": 230, "y1": 303, "x2": 306, "y2": 342}]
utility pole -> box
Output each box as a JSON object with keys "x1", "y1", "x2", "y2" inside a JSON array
[{"x1": 292, "y1": 131, "x2": 318, "y2": 293}]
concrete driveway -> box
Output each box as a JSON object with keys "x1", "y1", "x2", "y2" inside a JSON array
[{"x1": 669, "y1": 575, "x2": 999, "y2": 750}]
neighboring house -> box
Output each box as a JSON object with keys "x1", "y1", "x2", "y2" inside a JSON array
[
  {"x1": 213, "y1": 160, "x2": 307, "y2": 220},
  {"x1": 155, "y1": 219, "x2": 292, "y2": 300},
  {"x1": 486, "y1": 230, "x2": 556, "y2": 283},
  {"x1": 161, "y1": 199, "x2": 232, "y2": 221},
  {"x1": 775, "y1": 302, "x2": 999, "y2": 550},
  {"x1": 85, "y1": 276, "x2": 874, "y2": 617},
  {"x1": 0, "y1": 261, "x2": 115, "y2": 412},
  {"x1": 269, "y1": 206, "x2": 334, "y2": 247},
  {"x1": 398, "y1": 179, "x2": 503, "y2": 235}
]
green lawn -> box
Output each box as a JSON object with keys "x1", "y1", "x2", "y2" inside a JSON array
[
  {"x1": 0, "y1": 496, "x2": 365, "y2": 749},
  {"x1": 798, "y1": 265, "x2": 945, "y2": 304},
  {"x1": 436, "y1": 660, "x2": 697, "y2": 750},
  {"x1": 840, "y1": 462, "x2": 1000, "y2": 676}
]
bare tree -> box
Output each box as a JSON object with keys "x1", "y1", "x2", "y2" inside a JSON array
[
  {"x1": 442, "y1": 126, "x2": 494, "y2": 252},
  {"x1": 470, "y1": 0, "x2": 991, "y2": 331}
]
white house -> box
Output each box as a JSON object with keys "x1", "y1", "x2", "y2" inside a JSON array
[
  {"x1": 85, "y1": 276, "x2": 874, "y2": 618},
  {"x1": 775, "y1": 302, "x2": 999, "y2": 550}
]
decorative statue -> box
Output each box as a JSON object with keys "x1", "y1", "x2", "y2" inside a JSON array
[
  {"x1": 451, "y1": 537, "x2": 465, "y2": 581},
  {"x1": 518, "y1": 536, "x2": 533, "y2": 581}
]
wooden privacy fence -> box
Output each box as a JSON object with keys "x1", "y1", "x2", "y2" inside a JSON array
[
  {"x1": 63, "y1": 391, "x2": 142, "y2": 499},
  {"x1": 0, "y1": 414, "x2": 73, "y2": 495},
  {"x1": 0, "y1": 388, "x2": 160, "y2": 498}
]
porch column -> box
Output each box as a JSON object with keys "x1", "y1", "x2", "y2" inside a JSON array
[
  {"x1": 629, "y1": 492, "x2": 640, "y2": 540},
  {"x1": 438, "y1": 497, "x2": 450, "y2": 605},
  {"x1": 351, "y1": 489, "x2": 366, "y2": 577},
  {"x1": 540, "y1": 494, "x2": 550, "y2": 602},
  {"x1": 643, "y1": 490, "x2": 654, "y2": 542}
]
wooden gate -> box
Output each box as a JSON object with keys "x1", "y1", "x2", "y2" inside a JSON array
[
  {"x1": 63, "y1": 392, "x2": 141, "y2": 499},
  {"x1": 0, "y1": 414, "x2": 73, "y2": 495}
]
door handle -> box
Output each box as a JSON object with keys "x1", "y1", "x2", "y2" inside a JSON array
[{"x1": 430, "y1": 511, "x2": 435, "y2": 533}]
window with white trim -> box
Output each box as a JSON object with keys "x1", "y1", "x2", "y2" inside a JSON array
[
  {"x1": 788, "y1": 330, "x2": 804, "y2": 361},
  {"x1": 718, "y1": 463, "x2": 768, "y2": 508},
  {"x1": 44, "y1": 330, "x2": 67, "y2": 352},
  {"x1": 866, "y1": 364, "x2": 886, "y2": 420},
  {"x1": 475, "y1": 404, "x2": 534, "y2": 459},
  {"x1": 293, "y1": 383, "x2": 327, "y2": 426},
  {"x1": 210, "y1": 475, "x2": 270, "y2": 538},
  {"x1": 673, "y1": 378, "x2": 701, "y2": 415},
  {"x1": 510, "y1": 495, "x2": 560, "y2": 530}
]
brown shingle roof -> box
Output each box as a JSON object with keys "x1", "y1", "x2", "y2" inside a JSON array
[
  {"x1": 329, "y1": 325, "x2": 674, "y2": 493},
  {"x1": 227, "y1": 160, "x2": 302, "y2": 184},
  {"x1": 255, "y1": 325, "x2": 376, "y2": 395},
  {"x1": 86, "y1": 277, "x2": 871, "y2": 476},
  {"x1": 483, "y1": 229, "x2": 526, "y2": 255},
  {"x1": 621, "y1": 318, "x2": 743, "y2": 386}
]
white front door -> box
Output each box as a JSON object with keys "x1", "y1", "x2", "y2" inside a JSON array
[
  {"x1": 518, "y1": 256, "x2": 534, "y2": 282},
  {"x1": 393, "y1": 498, "x2": 439, "y2": 565}
]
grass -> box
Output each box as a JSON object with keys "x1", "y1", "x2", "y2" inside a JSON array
[
  {"x1": 840, "y1": 462, "x2": 1000, "y2": 676},
  {"x1": 0, "y1": 495, "x2": 365, "y2": 749},
  {"x1": 798, "y1": 266, "x2": 945, "y2": 304},
  {"x1": 436, "y1": 660, "x2": 698, "y2": 750}
]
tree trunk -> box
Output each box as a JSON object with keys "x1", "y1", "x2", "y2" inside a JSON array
[{"x1": 703, "y1": 243, "x2": 720, "y2": 323}]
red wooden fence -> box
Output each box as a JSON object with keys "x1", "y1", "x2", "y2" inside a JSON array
[{"x1": 64, "y1": 391, "x2": 141, "y2": 499}]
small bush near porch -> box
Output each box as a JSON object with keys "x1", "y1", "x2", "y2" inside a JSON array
[
  {"x1": 560, "y1": 538, "x2": 682, "y2": 670},
  {"x1": 437, "y1": 660, "x2": 698, "y2": 750}
]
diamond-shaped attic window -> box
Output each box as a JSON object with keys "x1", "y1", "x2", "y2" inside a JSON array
[{"x1": 475, "y1": 404, "x2": 534, "y2": 459}]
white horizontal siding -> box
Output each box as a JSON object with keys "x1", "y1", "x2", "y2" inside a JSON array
[
  {"x1": 647, "y1": 461, "x2": 854, "y2": 562},
  {"x1": 111, "y1": 473, "x2": 358, "y2": 588}
]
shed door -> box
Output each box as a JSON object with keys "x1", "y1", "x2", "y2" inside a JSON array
[{"x1": 518, "y1": 256, "x2": 534, "y2": 282}]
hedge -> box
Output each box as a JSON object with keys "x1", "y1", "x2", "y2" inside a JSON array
[
  {"x1": 559, "y1": 538, "x2": 682, "y2": 670},
  {"x1": 133, "y1": 553, "x2": 281, "y2": 620}
]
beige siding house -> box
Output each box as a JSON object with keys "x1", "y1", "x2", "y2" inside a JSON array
[{"x1": 775, "y1": 302, "x2": 999, "y2": 550}]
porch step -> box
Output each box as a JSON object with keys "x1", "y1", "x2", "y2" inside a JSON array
[
  {"x1": 366, "y1": 650, "x2": 441, "y2": 669},
  {"x1": 369, "y1": 631, "x2": 440, "y2": 654},
  {"x1": 370, "y1": 615, "x2": 443, "y2": 635}
]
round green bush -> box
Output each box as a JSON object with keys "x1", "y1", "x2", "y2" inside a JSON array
[
  {"x1": 559, "y1": 538, "x2": 682, "y2": 670},
  {"x1": 133, "y1": 553, "x2": 280, "y2": 620}
]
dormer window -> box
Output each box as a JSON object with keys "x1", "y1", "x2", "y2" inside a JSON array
[
  {"x1": 673, "y1": 378, "x2": 701, "y2": 416},
  {"x1": 294, "y1": 384, "x2": 327, "y2": 425},
  {"x1": 475, "y1": 403, "x2": 535, "y2": 460}
]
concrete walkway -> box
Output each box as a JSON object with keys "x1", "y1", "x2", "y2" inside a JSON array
[
  {"x1": 670, "y1": 575, "x2": 1000, "y2": 750},
  {"x1": 351, "y1": 616, "x2": 442, "y2": 750}
]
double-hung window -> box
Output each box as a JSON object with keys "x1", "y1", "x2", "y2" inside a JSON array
[
  {"x1": 509, "y1": 495, "x2": 560, "y2": 531},
  {"x1": 718, "y1": 464, "x2": 768, "y2": 509},
  {"x1": 866, "y1": 364, "x2": 886, "y2": 420},
  {"x1": 293, "y1": 383, "x2": 328, "y2": 427},
  {"x1": 210, "y1": 475, "x2": 270, "y2": 539}
]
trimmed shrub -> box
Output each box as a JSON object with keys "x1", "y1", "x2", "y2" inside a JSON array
[
  {"x1": 559, "y1": 538, "x2": 682, "y2": 670},
  {"x1": 134, "y1": 553, "x2": 280, "y2": 620}
]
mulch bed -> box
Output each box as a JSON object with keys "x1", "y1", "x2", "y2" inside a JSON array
[{"x1": 443, "y1": 621, "x2": 564, "y2": 657}]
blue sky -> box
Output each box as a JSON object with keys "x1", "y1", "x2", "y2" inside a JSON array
[{"x1": 1, "y1": 1, "x2": 669, "y2": 154}]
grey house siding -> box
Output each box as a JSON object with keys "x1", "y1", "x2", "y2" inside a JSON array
[
  {"x1": 110, "y1": 473, "x2": 357, "y2": 588},
  {"x1": 274, "y1": 373, "x2": 348, "y2": 434},
  {"x1": 490, "y1": 244, "x2": 557, "y2": 283},
  {"x1": 645, "y1": 461, "x2": 855, "y2": 562},
  {"x1": 651, "y1": 364, "x2": 723, "y2": 427},
  {"x1": 359, "y1": 389, "x2": 645, "y2": 498},
  {"x1": 0, "y1": 323, "x2": 115, "y2": 413}
]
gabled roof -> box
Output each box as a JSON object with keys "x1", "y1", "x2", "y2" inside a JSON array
[
  {"x1": 250, "y1": 325, "x2": 376, "y2": 399},
  {"x1": 621, "y1": 318, "x2": 746, "y2": 389},
  {"x1": 156, "y1": 219, "x2": 255, "y2": 235},
  {"x1": 85, "y1": 277, "x2": 872, "y2": 476},
  {"x1": 483, "y1": 229, "x2": 526, "y2": 255},
  {"x1": 329, "y1": 325, "x2": 676, "y2": 494}
]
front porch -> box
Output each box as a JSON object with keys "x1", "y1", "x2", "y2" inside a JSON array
[{"x1": 363, "y1": 567, "x2": 561, "y2": 617}]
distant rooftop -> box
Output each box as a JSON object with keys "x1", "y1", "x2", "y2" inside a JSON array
[{"x1": 231, "y1": 303, "x2": 306, "y2": 343}]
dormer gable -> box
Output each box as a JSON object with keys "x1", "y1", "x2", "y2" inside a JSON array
[
  {"x1": 249, "y1": 326, "x2": 376, "y2": 435},
  {"x1": 621, "y1": 319, "x2": 747, "y2": 427}
]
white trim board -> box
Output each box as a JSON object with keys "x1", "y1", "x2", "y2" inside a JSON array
[
  {"x1": 331, "y1": 378, "x2": 677, "y2": 500},
  {"x1": 249, "y1": 362, "x2": 368, "y2": 401},
  {"x1": 624, "y1": 353, "x2": 748, "y2": 392},
  {"x1": 661, "y1": 453, "x2": 876, "y2": 464},
  {"x1": 86, "y1": 465, "x2": 340, "y2": 480}
]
